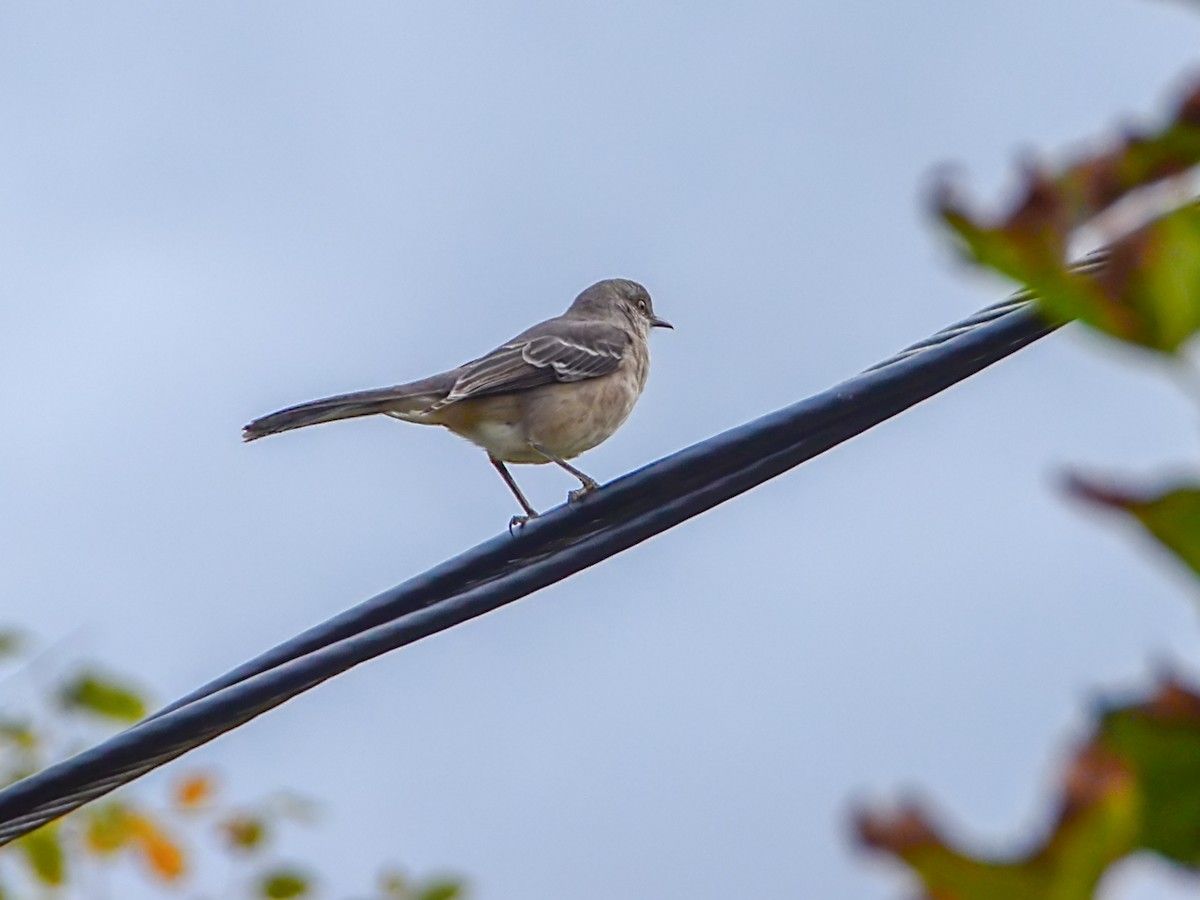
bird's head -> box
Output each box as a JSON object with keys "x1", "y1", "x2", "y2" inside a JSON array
[{"x1": 569, "y1": 278, "x2": 673, "y2": 333}]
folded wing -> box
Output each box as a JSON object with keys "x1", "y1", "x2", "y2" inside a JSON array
[{"x1": 435, "y1": 319, "x2": 628, "y2": 407}]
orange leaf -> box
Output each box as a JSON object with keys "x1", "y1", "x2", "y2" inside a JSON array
[
  {"x1": 127, "y1": 813, "x2": 186, "y2": 882},
  {"x1": 174, "y1": 773, "x2": 215, "y2": 809}
]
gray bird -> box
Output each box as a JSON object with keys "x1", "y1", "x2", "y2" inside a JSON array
[{"x1": 243, "y1": 278, "x2": 672, "y2": 525}]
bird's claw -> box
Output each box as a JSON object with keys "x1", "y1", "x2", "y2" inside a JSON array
[
  {"x1": 568, "y1": 481, "x2": 599, "y2": 504},
  {"x1": 508, "y1": 513, "x2": 536, "y2": 533}
]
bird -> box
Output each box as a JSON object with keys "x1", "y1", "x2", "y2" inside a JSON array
[{"x1": 243, "y1": 278, "x2": 672, "y2": 527}]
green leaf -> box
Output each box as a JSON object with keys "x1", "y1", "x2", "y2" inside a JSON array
[
  {"x1": 380, "y1": 872, "x2": 464, "y2": 900},
  {"x1": 1127, "y1": 208, "x2": 1200, "y2": 351},
  {"x1": 85, "y1": 801, "x2": 133, "y2": 854},
  {"x1": 0, "y1": 631, "x2": 24, "y2": 660},
  {"x1": 857, "y1": 678, "x2": 1200, "y2": 898},
  {"x1": 260, "y1": 869, "x2": 311, "y2": 898},
  {"x1": 1099, "y1": 678, "x2": 1200, "y2": 865},
  {"x1": 417, "y1": 881, "x2": 464, "y2": 900},
  {"x1": 58, "y1": 671, "x2": 147, "y2": 722},
  {"x1": 944, "y1": 202, "x2": 1200, "y2": 354},
  {"x1": 222, "y1": 813, "x2": 268, "y2": 851},
  {"x1": 16, "y1": 823, "x2": 65, "y2": 886},
  {"x1": 935, "y1": 81, "x2": 1200, "y2": 353},
  {"x1": 1058, "y1": 206, "x2": 1200, "y2": 352},
  {"x1": 0, "y1": 718, "x2": 37, "y2": 751},
  {"x1": 856, "y1": 743, "x2": 1138, "y2": 900},
  {"x1": 1067, "y1": 479, "x2": 1200, "y2": 578}
]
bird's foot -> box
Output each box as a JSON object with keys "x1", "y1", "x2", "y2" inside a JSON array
[
  {"x1": 509, "y1": 513, "x2": 538, "y2": 533},
  {"x1": 568, "y1": 479, "x2": 600, "y2": 504}
]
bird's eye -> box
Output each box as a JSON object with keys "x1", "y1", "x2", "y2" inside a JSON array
[{"x1": 637, "y1": 299, "x2": 648, "y2": 313}]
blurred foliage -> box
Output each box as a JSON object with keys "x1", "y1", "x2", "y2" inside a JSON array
[
  {"x1": 13, "y1": 12, "x2": 1200, "y2": 900},
  {"x1": 857, "y1": 680, "x2": 1200, "y2": 899},
  {"x1": 260, "y1": 869, "x2": 310, "y2": 898},
  {"x1": 0, "y1": 640, "x2": 466, "y2": 898},
  {"x1": 859, "y1": 45, "x2": 1200, "y2": 900},
  {"x1": 16, "y1": 824, "x2": 65, "y2": 887},
  {"x1": 0, "y1": 633, "x2": 24, "y2": 661},
  {"x1": 58, "y1": 671, "x2": 147, "y2": 723},
  {"x1": 938, "y1": 80, "x2": 1200, "y2": 352},
  {"x1": 379, "y1": 870, "x2": 465, "y2": 900},
  {"x1": 1068, "y1": 479, "x2": 1200, "y2": 580}
]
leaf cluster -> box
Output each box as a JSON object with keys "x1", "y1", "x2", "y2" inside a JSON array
[
  {"x1": 0, "y1": 639, "x2": 463, "y2": 899},
  {"x1": 858, "y1": 41, "x2": 1200, "y2": 900}
]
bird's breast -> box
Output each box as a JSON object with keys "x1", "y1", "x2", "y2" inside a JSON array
[
  {"x1": 519, "y1": 363, "x2": 647, "y2": 460},
  {"x1": 434, "y1": 347, "x2": 650, "y2": 464}
]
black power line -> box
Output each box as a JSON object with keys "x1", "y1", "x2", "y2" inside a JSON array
[{"x1": 0, "y1": 290, "x2": 1060, "y2": 844}]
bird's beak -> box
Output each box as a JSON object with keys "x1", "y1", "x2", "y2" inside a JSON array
[{"x1": 650, "y1": 315, "x2": 673, "y2": 329}]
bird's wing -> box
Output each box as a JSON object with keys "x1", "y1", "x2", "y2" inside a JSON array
[{"x1": 438, "y1": 319, "x2": 629, "y2": 405}]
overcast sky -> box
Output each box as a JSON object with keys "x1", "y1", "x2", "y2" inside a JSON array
[{"x1": 4, "y1": 2, "x2": 1200, "y2": 898}]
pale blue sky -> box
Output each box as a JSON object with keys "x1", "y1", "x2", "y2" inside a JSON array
[{"x1": 4, "y1": 2, "x2": 1200, "y2": 898}]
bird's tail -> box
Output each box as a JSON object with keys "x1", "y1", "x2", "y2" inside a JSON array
[{"x1": 242, "y1": 376, "x2": 452, "y2": 441}]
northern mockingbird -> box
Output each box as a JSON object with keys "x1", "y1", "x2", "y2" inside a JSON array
[{"x1": 243, "y1": 278, "x2": 672, "y2": 525}]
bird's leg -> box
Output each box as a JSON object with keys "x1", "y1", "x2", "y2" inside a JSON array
[
  {"x1": 489, "y1": 456, "x2": 539, "y2": 529},
  {"x1": 529, "y1": 443, "x2": 600, "y2": 503}
]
